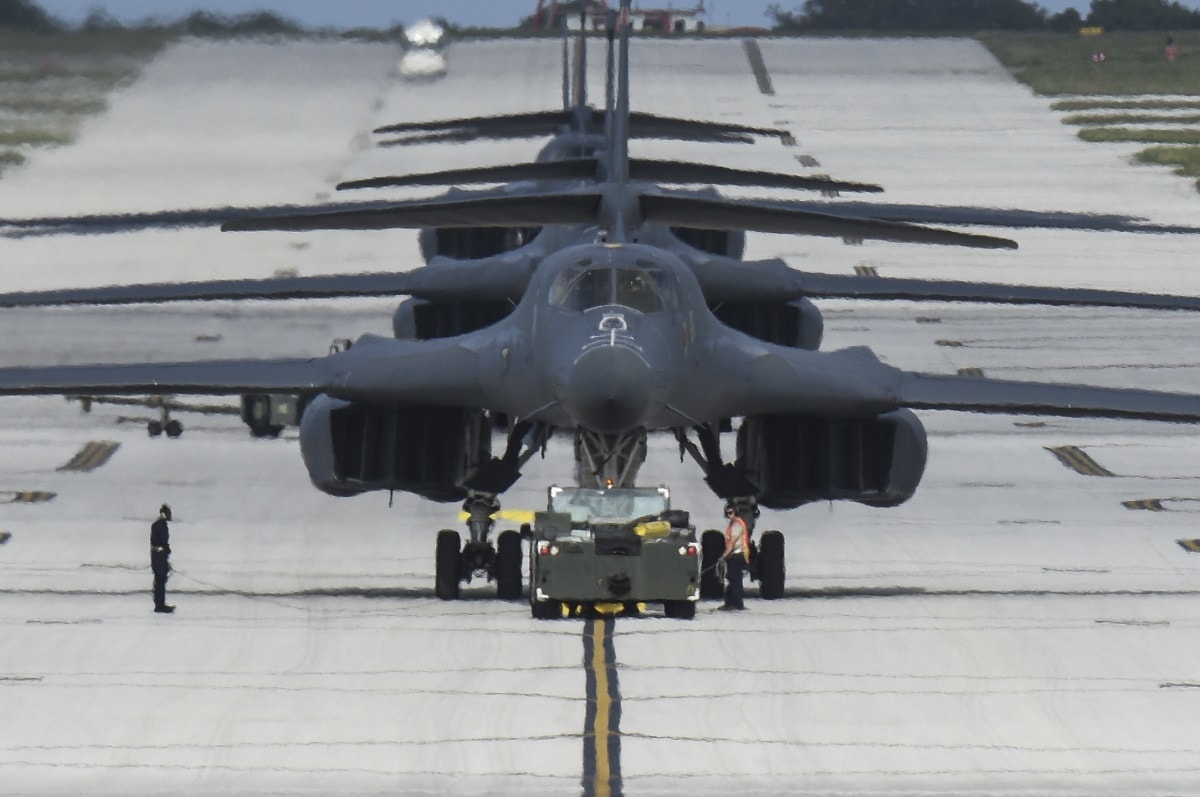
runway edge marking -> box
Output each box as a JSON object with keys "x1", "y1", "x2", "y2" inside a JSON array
[
  {"x1": 56, "y1": 440, "x2": 120, "y2": 473},
  {"x1": 1045, "y1": 445, "x2": 1116, "y2": 477}
]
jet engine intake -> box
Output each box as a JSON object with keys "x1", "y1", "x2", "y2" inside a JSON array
[
  {"x1": 299, "y1": 395, "x2": 490, "y2": 500},
  {"x1": 670, "y1": 227, "x2": 745, "y2": 259},
  {"x1": 713, "y1": 298, "x2": 824, "y2": 350},
  {"x1": 736, "y1": 409, "x2": 927, "y2": 509}
]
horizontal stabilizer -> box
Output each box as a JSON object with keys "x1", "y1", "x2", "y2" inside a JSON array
[
  {"x1": 629, "y1": 160, "x2": 881, "y2": 193},
  {"x1": 640, "y1": 192, "x2": 1018, "y2": 250},
  {"x1": 375, "y1": 109, "x2": 790, "y2": 141},
  {"x1": 337, "y1": 159, "x2": 601, "y2": 191},
  {"x1": 374, "y1": 110, "x2": 573, "y2": 137},
  {"x1": 221, "y1": 191, "x2": 603, "y2": 233},
  {"x1": 898, "y1": 372, "x2": 1200, "y2": 423},
  {"x1": 338, "y1": 158, "x2": 881, "y2": 195}
]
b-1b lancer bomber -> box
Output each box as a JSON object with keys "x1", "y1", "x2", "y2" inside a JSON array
[{"x1": 4, "y1": 3, "x2": 1200, "y2": 607}]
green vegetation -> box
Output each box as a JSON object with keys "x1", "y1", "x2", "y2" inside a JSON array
[
  {"x1": 0, "y1": 27, "x2": 168, "y2": 180},
  {"x1": 0, "y1": 128, "x2": 72, "y2": 147},
  {"x1": 1064, "y1": 112, "x2": 1200, "y2": 124},
  {"x1": 1078, "y1": 126, "x2": 1200, "y2": 143},
  {"x1": 1136, "y1": 145, "x2": 1200, "y2": 187},
  {"x1": 979, "y1": 30, "x2": 1200, "y2": 95},
  {"x1": 981, "y1": 29, "x2": 1200, "y2": 194},
  {"x1": 1052, "y1": 98, "x2": 1200, "y2": 110},
  {"x1": 0, "y1": 97, "x2": 106, "y2": 114}
]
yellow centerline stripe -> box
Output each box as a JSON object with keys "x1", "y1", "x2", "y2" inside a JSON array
[{"x1": 591, "y1": 618, "x2": 611, "y2": 797}]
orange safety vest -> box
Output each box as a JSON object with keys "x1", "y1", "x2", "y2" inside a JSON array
[{"x1": 726, "y1": 515, "x2": 750, "y2": 562}]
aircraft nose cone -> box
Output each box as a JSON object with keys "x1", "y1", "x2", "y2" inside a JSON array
[{"x1": 561, "y1": 346, "x2": 655, "y2": 433}]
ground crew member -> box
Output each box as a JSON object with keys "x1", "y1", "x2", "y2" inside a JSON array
[
  {"x1": 720, "y1": 503, "x2": 750, "y2": 610},
  {"x1": 150, "y1": 504, "x2": 174, "y2": 613}
]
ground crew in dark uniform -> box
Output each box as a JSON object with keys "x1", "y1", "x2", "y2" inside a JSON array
[
  {"x1": 720, "y1": 503, "x2": 750, "y2": 610},
  {"x1": 150, "y1": 504, "x2": 174, "y2": 613}
]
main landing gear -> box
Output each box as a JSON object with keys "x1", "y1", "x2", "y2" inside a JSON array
[
  {"x1": 435, "y1": 494, "x2": 523, "y2": 601},
  {"x1": 698, "y1": 497, "x2": 786, "y2": 601},
  {"x1": 145, "y1": 399, "x2": 183, "y2": 438}
]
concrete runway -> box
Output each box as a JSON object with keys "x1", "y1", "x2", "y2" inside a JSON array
[{"x1": 1, "y1": 35, "x2": 1200, "y2": 796}]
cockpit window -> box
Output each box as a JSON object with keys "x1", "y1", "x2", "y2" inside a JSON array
[
  {"x1": 549, "y1": 266, "x2": 613, "y2": 312},
  {"x1": 549, "y1": 263, "x2": 678, "y2": 313},
  {"x1": 614, "y1": 268, "x2": 664, "y2": 313}
]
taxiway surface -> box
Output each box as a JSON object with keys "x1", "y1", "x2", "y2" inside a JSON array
[{"x1": 1, "y1": 35, "x2": 1199, "y2": 796}]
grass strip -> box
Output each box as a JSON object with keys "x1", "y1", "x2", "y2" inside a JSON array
[
  {"x1": 1078, "y1": 127, "x2": 1200, "y2": 144},
  {"x1": 0, "y1": 97, "x2": 107, "y2": 114},
  {"x1": 1053, "y1": 98, "x2": 1200, "y2": 112},
  {"x1": 0, "y1": 129, "x2": 74, "y2": 147},
  {"x1": 1064, "y1": 112, "x2": 1200, "y2": 125},
  {"x1": 1136, "y1": 145, "x2": 1200, "y2": 189}
]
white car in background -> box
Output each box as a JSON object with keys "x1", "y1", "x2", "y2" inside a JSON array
[{"x1": 399, "y1": 18, "x2": 447, "y2": 79}]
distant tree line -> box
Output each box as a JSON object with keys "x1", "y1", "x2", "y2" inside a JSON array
[
  {"x1": 768, "y1": 0, "x2": 1200, "y2": 30},
  {"x1": 0, "y1": 0, "x2": 412, "y2": 38}
]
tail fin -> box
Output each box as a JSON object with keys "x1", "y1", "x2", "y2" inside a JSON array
[
  {"x1": 574, "y1": 2, "x2": 588, "y2": 108},
  {"x1": 610, "y1": 0, "x2": 632, "y2": 187},
  {"x1": 560, "y1": 12, "x2": 570, "y2": 110}
]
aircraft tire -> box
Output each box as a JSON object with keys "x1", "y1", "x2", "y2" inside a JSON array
[
  {"x1": 435, "y1": 529, "x2": 461, "y2": 600},
  {"x1": 165, "y1": 420, "x2": 183, "y2": 438},
  {"x1": 699, "y1": 529, "x2": 725, "y2": 599},
  {"x1": 496, "y1": 529, "x2": 522, "y2": 600},
  {"x1": 757, "y1": 530, "x2": 785, "y2": 600},
  {"x1": 664, "y1": 600, "x2": 696, "y2": 620},
  {"x1": 147, "y1": 420, "x2": 163, "y2": 437}
]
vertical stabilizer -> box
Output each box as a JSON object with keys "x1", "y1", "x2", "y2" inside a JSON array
[
  {"x1": 604, "y1": 9, "x2": 617, "y2": 142},
  {"x1": 612, "y1": 0, "x2": 631, "y2": 187},
  {"x1": 574, "y1": 3, "x2": 588, "y2": 108},
  {"x1": 561, "y1": 14, "x2": 571, "y2": 110}
]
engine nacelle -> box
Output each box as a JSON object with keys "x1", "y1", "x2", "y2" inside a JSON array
[
  {"x1": 712, "y1": 298, "x2": 824, "y2": 350},
  {"x1": 418, "y1": 227, "x2": 540, "y2": 262},
  {"x1": 670, "y1": 227, "x2": 745, "y2": 259},
  {"x1": 299, "y1": 395, "x2": 490, "y2": 501},
  {"x1": 736, "y1": 409, "x2": 927, "y2": 509},
  {"x1": 392, "y1": 298, "x2": 513, "y2": 339}
]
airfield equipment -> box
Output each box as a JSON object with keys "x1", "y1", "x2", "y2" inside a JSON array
[{"x1": 529, "y1": 485, "x2": 700, "y2": 618}]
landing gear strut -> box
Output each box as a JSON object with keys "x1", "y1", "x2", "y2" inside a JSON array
[
  {"x1": 677, "y1": 425, "x2": 787, "y2": 600},
  {"x1": 434, "y1": 494, "x2": 523, "y2": 601}
]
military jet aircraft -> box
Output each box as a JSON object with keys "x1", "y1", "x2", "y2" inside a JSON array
[{"x1": 4, "y1": 3, "x2": 1200, "y2": 603}]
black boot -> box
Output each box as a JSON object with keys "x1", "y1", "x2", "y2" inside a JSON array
[{"x1": 154, "y1": 604, "x2": 175, "y2": 613}]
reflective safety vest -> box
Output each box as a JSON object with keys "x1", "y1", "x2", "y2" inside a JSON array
[{"x1": 726, "y1": 515, "x2": 750, "y2": 562}]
